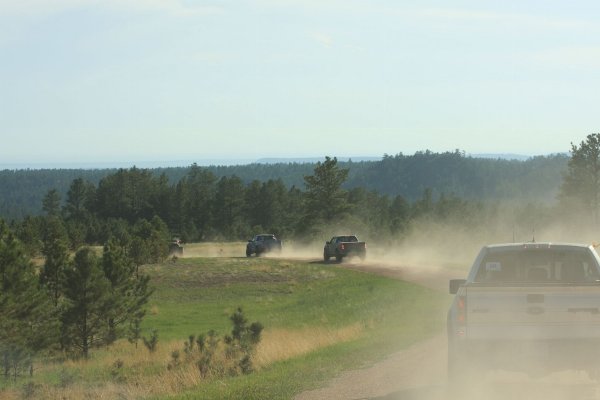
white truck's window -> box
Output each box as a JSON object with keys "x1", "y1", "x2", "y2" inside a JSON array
[{"x1": 474, "y1": 248, "x2": 600, "y2": 283}]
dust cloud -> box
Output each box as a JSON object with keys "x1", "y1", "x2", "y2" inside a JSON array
[
  {"x1": 178, "y1": 241, "x2": 323, "y2": 259},
  {"x1": 178, "y1": 242, "x2": 247, "y2": 258},
  {"x1": 296, "y1": 335, "x2": 600, "y2": 400}
]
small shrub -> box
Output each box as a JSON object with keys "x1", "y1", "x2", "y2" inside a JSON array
[
  {"x1": 21, "y1": 382, "x2": 40, "y2": 399},
  {"x1": 239, "y1": 354, "x2": 253, "y2": 374},
  {"x1": 226, "y1": 307, "x2": 263, "y2": 374},
  {"x1": 174, "y1": 308, "x2": 263, "y2": 379},
  {"x1": 184, "y1": 335, "x2": 195, "y2": 357},
  {"x1": 128, "y1": 317, "x2": 142, "y2": 348},
  {"x1": 196, "y1": 330, "x2": 219, "y2": 378},
  {"x1": 168, "y1": 350, "x2": 181, "y2": 370},
  {"x1": 110, "y1": 359, "x2": 125, "y2": 382},
  {"x1": 143, "y1": 329, "x2": 159, "y2": 353},
  {"x1": 58, "y1": 368, "x2": 76, "y2": 388},
  {"x1": 197, "y1": 352, "x2": 213, "y2": 378}
]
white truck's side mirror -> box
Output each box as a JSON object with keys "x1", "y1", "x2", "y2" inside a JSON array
[{"x1": 449, "y1": 279, "x2": 467, "y2": 294}]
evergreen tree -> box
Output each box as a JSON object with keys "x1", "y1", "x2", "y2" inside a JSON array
[
  {"x1": 0, "y1": 220, "x2": 57, "y2": 378},
  {"x1": 42, "y1": 189, "x2": 61, "y2": 217},
  {"x1": 63, "y1": 178, "x2": 98, "y2": 247},
  {"x1": 244, "y1": 180, "x2": 263, "y2": 231},
  {"x1": 214, "y1": 176, "x2": 247, "y2": 238},
  {"x1": 560, "y1": 133, "x2": 600, "y2": 226},
  {"x1": 129, "y1": 217, "x2": 169, "y2": 266},
  {"x1": 303, "y1": 156, "x2": 350, "y2": 223},
  {"x1": 95, "y1": 167, "x2": 166, "y2": 223},
  {"x1": 61, "y1": 247, "x2": 112, "y2": 358},
  {"x1": 183, "y1": 164, "x2": 216, "y2": 240},
  {"x1": 258, "y1": 180, "x2": 287, "y2": 233},
  {"x1": 101, "y1": 238, "x2": 152, "y2": 345},
  {"x1": 285, "y1": 186, "x2": 305, "y2": 237},
  {"x1": 412, "y1": 188, "x2": 434, "y2": 218},
  {"x1": 243, "y1": 179, "x2": 288, "y2": 234},
  {"x1": 14, "y1": 216, "x2": 43, "y2": 257},
  {"x1": 389, "y1": 195, "x2": 410, "y2": 234},
  {"x1": 39, "y1": 216, "x2": 70, "y2": 307},
  {"x1": 64, "y1": 178, "x2": 94, "y2": 221}
]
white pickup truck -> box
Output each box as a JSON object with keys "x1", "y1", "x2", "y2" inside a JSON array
[{"x1": 447, "y1": 242, "x2": 600, "y2": 381}]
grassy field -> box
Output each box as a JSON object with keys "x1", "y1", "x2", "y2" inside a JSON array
[{"x1": 1, "y1": 255, "x2": 449, "y2": 400}]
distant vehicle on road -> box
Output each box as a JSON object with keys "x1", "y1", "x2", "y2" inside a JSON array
[
  {"x1": 448, "y1": 242, "x2": 600, "y2": 381},
  {"x1": 169, "y1": 238, "x2": 184, "y2": 256},
  {"x1": 246, "y1": 234, "x2": 282, "y2": 257},
  {"x1": 323, "y1": 235, "x2": 366, "y2": 262}
]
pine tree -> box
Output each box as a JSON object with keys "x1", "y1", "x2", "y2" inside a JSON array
[
  {"x1": 39, "y1": 216, "x2": 70, "y2": 307},
  {"x1": 214, "y1": 176, "x2": 246, "y2": 238},
  {"x1": 61, "y1": 247, "x2": 112, "y2": 358},
  {"x1": 101, "y1": 238, "x2": 152, "y2": 345},
  {"x1": 560, "y1": 133, "x2": 600, "y2": 226},
  {"x1": 0, "y1": 220, "x2": 57, "y2": 378},
  {"x1": 303, "y1": 156, "x2": 350, "y2": 223},
  {"x1": 42, "y1": 189, "x2": 61, "y2": 217}
]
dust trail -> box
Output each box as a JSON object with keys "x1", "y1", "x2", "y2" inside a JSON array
[{"x1": 295, "y1": 335, "x2": 600, "y2": 400}]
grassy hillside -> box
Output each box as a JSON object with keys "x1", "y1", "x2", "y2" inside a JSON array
[{"x1": 0, "y1": 256, "x2": 448, "y2": 399}]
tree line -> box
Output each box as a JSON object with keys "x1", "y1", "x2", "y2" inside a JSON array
[
  {"x1": 5, "y1": 141, "x2": 599, "y2": 253},
  {"x1": 7, "y1": 157, "x2": 508, "y2": 252},
  {"x1": 0, "y1": 151, "x2": 568, "y2": 221}
]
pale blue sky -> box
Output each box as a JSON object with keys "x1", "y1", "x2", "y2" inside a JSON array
[{"x1": 1, "y1": 1, "x2": 600, "y2": 166}]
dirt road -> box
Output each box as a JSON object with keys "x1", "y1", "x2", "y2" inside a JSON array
[{"x1": 295, "y1": 261, "x2": 600, "y2": 400}]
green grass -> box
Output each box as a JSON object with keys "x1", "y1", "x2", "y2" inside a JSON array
[
  {"x1": 144, "y1": 257, "x2": 445, "y2": 337},
  {"x1": 1, "y1": 256, "x2": 449, "y2": 399},
  {"x1": 142, "y1": 256, "x2": 448, "y2": 399}
]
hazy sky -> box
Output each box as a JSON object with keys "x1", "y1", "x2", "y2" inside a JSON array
[{"x1": 2, "y1": 0, "x2": 600, "y2": 165}]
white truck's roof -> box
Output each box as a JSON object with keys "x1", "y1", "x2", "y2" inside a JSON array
[{"x1": 483, "y1": 242, "x2": 593, "y2": 250}]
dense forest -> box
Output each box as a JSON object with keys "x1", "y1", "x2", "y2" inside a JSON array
[{"x1": 0, "y1": 150, "x2": 568, "y2": 221}]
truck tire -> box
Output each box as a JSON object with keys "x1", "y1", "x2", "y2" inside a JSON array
[
  {"x1": 323, "y1": 250, "x2": 330, "y2": 262},
  {"x1": 335, "y1": 254, "x2": 343, "y2": 262},
  {"x1": 246, "y1": 249, "x2": 251, "y2": 257}
]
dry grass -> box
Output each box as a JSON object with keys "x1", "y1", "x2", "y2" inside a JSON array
[
  {"x1": 181, "y1": 242, "x2": 246, "y2": 258},
  {"x1": 4, "y1": 324, "x2": 364, "y2": 399},
  {"x1": 254, "y1": 324, "x2": 364, "y2": 367}
]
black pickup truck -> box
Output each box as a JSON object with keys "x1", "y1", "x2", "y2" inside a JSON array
[
  {"x1": 246, "y1": 234, "x2": 282, "y2": 257},
  {"x1": 323, "y1": 235, "x2": 366, "y2": 262}
]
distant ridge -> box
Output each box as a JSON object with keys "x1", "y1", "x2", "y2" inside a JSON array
[
  {"x1": 469, "y1": 153, "x2": 532, "y2": 161},
  {"x1": 0, "y1": 156, "x2": 382, "y2": 170},
  {"x1": 1, "y1": 153, "x2": 566, "y2": 170},
  {"x1": 255, "y1": 157, "x2": 382, "y2": 164}
]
